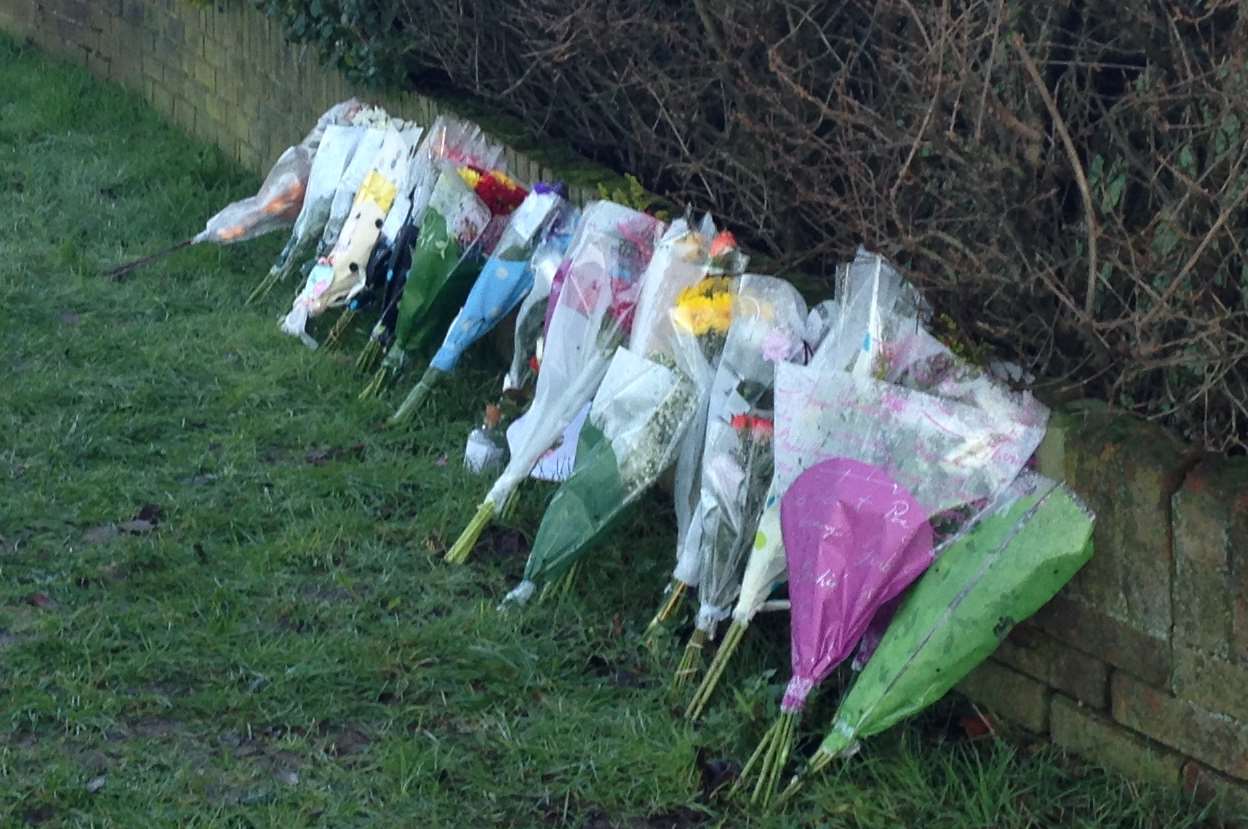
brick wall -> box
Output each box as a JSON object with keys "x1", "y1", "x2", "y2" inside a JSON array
[
  {"x1": 0, "y1": 0, "x2": 607, "y2": 205},
  {"x1": 3, "y1": 0, "x2": 1247, "y2": 816},
  {"x1": 961, "y1": 406, "x2": 1248, "y2": 817}
]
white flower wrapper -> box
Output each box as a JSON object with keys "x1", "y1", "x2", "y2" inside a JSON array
[
  {"x1": 280, "y1": 128, "x2": 410, "y2": 347},
  {"x1": 685, "y1": 276, "x2": 808, "y2": 635},
  {"x1": 479, "y1": 202, "x2": 664, "y2": 513},
  {"x1": 317, "y1": 126, "x2": 389, "y2": 254},
  {"x1": 265, "y1": 124, "x2": 367, "y2": 287}
]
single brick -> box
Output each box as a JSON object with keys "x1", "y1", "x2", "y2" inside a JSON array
[
  {"x1": 1033, "y1": 596, "x2": 1170, "y2": 687},
  {"x1": 1112, "y1": 672, "x2": 1248, "y2": 781},
  {"x1": 995, "y1": 625, "x2": 1109, "y2": 709},
  {"x1": 1052, "y1": 695, "x2": 1183, "y2": 788},
  {"x1": 1182, "y1": 761, "x2": 1248, "y2": 826},
  {"x1": 121, "y1": 0, "x2": 144, "y2": 25},
  {"x1": 1173, "y1": 646, "x2": 1248, "y2": 723},
  {"x1": 150, "y1": 83, "x2": 174, "y2": 119},
  {"x1": 191, "y1": 53, "x2": 214, "y2": 89},
  {"x1": 957, "y1": 659, "x2": 1050, "y2": 734}
]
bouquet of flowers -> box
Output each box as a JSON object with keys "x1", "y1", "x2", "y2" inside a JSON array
[
  {"x1": 496, "y1": 205, "x2": 690, "y2": 484},
  {"x1": 319, "y1": 124, "x2": 431, "y2": 348},
  {"x1": 248, "y1": 123, "x2": 369, "y2": 303},
  {"x1": 279, "y1": 125, "x2": 414, "y2": 348},
  {"x1": 732, "y1": 360, "x2": 1049, "y2": 804},
  {"x1": 501, "y1": 348, "x2": 697, "y2": 605},
  {"x1": 501, "y1": 205, "x2": 582, "y2": 395},
  {"x1": 390, "y1": 183, "x2": 571, "y2": 422},
  {"x1": 499, "y1": 218, "x2": 740, "y2": 604},
  {"x1": 355, "y1": 117, "x2": 506, "y2": 373},
  {"x1": 669, "y1": 275, "x2": 809, "y2": 689},
  {"x1": 778, "y1": 474, "x2": 1094, "y2": 803},
  {"x1": 647, "y1": 273, "x2": 738, "y2": 630},
  {"x1": 444, "y1": 201, "x2": 665, "y2": 565},
  {"x1": 360, "y1": 164, "x2": 527, "y2": 396},
  {"x1": 104, "y1": 99, "x2": 363, "y2": 280},
  {"x1": 687, "y1": 249, "x2": 1047, "y2": 717},
  {"x1": 736, "y1": 458, "x2": 935, "y2": 805}
]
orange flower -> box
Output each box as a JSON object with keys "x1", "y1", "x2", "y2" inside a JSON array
[{"x1": 710, "y1": 230, "x2": 738, "y2": 259}]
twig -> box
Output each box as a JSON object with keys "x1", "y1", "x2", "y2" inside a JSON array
[
  {"x1": 102, "y1": 239, "x2": 193, "y2": 281},
  {"x1": 1011, "y1": 33, "x2": 1100, "y2": 318}
]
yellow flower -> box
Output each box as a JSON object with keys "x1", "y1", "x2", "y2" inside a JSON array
[
  {"x1": 490, "y1": 170, "x2": 521, "y2": 190},
  {"x1": 673, "y1": 281, "x2": 735, "y2": 335},
  {"x1": 709, "y1": 291, "x2": 733, "y2": 331},
  {"x1": 457, "y1": 166, "x2": 482, "y2": 190}
]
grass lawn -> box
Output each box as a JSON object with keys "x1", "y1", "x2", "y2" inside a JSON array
[{"x1": 0, "y1": 34, "x2": 1221, "y2": 828}]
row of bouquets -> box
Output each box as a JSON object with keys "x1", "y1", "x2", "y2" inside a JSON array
[{"x1": 178, "y1": 100, "x2": 1097, "y2": 807}]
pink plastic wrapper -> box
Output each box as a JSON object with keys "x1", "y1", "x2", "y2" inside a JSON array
[{"x1": 779, "y1": 458, "x2": 934, "y2": 713}]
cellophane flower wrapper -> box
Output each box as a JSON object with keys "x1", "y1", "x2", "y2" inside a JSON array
[
  {"x1": 803, "y1": 299, "x2": 840, "y2": 360},
  {"x1": 772, "y1": 360, "x2": 1047, "y2": 554},
  {"x1": 193, "y1": 99, "x2": 362, "y2": 247},
  {"x1": 687, "y1": 276, "x2": 809, "y2": 637},
  {"x1": 502, "y1": 202, "x2": 664, "y2": 479},
  {"x1": 778, "y1": 458, "x2": 936, "y2": 714},
  {"x1": 734, "y1": 249, "x2": 1045, "y2": 632},
  {"x1": 367, "y1": 118, "x2": 507, "y2": 355},
  {"x1": 503, "y1": 219, "x2": 729, "y2": 602},
  {"x1": 377, "y1": 166, "x2": 526, "y2": 378},
  {"x1": 813, "y1": 473, "x2": 1093, "y2": 765},
  {"x1": 196, "y1": 144, "x2": 310, "y2": 245},
  {"x1": 504, "y1": 347, "x2": 697, "y2": 605},
  {"x1": 340, "y1": 124, "x2": 428, "y2": 312},
  {"x1": 429, "y1": 187, "x2": 568, "y2": 376},
  {"x1": 506, "y1": 400, "x2": 589, "y2": 483},
  {"x1": 666, "y1": 274, "x2": 740, "y2": 593},
  {"x1": 393, "y1": 186, "x2": 569, "y2": 419},
  {"x1": 476, "y1": 201, "x2": 664, "y2": 519},
  {"x1": 738, "y1": 360, "x2": 1047, "y2": 803},
  {"x1": 265, "y1": 124, "x2": 368, "y2": 288},
  {"x1": 628, "y1": 215, "x2": 731, "y2": 359},
  {"x1": 316, "y1": 125, "x2": 390, "y2": 255},
  {"x1": 280, "y1": 128, "x2": 411, "y2": 347},
  {"x1": 503, "y1": 204, "x2": 582, "y2": 393}
]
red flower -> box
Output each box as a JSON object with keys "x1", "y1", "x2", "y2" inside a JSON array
[
  {"x1": 730, "y1": 413, "x2": 774, "y2": 440},
  {"x1": 467, "y1": 166, "x2": 528, "y2": 216},
  {"x1": 529, "y1": 355, "x2": 540, "y2": 375},
  {"x1": 710, "y1": 231, "x2": 738, "y2": 259}
]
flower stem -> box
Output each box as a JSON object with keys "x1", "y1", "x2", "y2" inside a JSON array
[
  {"x1": 767, "y1": 712, "x2": 798, "y2": 807},
  {"x1": 673, "y1": 628, "x2": 707, "y2": 692},
  {"x1": 390, "y1": 367, "x2": 442, "y2": 425},
  {"x1": 358, "y1": 366, "x2": 387, "y2": 401},
  {"x1": 645, "y1": 579, "x2": 688, "y2": 636},
  {"x1": 685, "y1": 620, "x2": 748, "y2": 720},
  {"x1": 775, "y1": 751, "x2": 829, "y2": 807},
  {"x1": 499, "y1": 488, "x2": 520, "y2": 521},
  {"x1": 751, "y1": 711, "x2": 797, "y2": 807},
  {"x1": 322, "y1": 308, "x2": 356, "y2": 351},
  {"x1": 732, "y1": 717, "x2": 780, "y2": 799},
  {"x1": 246, "y1": 270, "x2": 280, "y2": 305},
  {"x1": 559, "y1": 560, "x2": 581, "y2": 597},
  {"x1": 445, "y1": 500, "x2": 495, "y2": 565},
  {"x1": 355, "y1": 338, "x2": 382, "y2": 373}
]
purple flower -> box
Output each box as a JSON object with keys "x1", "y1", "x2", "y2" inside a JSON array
[
  {"x1": 533, "y1": 181, "x2": 568, "y2": 198},
  {"x1": 762, "y1": 329, "x2": 796, "y2": 363}
]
